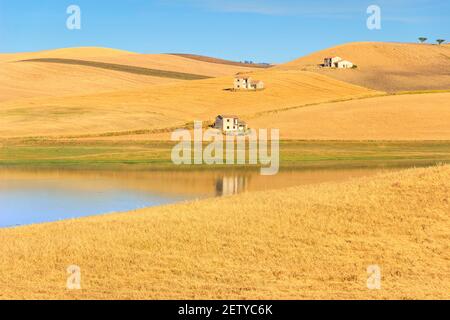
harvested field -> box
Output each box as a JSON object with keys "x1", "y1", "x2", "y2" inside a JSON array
[{"x1": 0, "y1": 165, "x2": 448, "y2": 299}]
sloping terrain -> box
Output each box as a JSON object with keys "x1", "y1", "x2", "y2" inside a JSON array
[
  {"x1": 0, "y1": 59, "x2": 184, "y2": 103},
  {"x1": 2, "y1": 43, "x2": 450, "y2": 140},
  {"x1": 0, "y1": 47, "x2": 259, "y2": 103},
  {"x1": 0, "y1": 165, "x2": 448, "y2": 299},
  {"x1": 0, "y1": 69, "x2": 378, "y2": 138},
  {"x1": 279, "y1": 42, "x2": 450, "y2": 92},
  {"x1": 18, "y1": 58, "x2": 210, "y2": 80},
  {"x1": 76, "y1": 52, "x2": 263, "y2": 77},
  {"x1": 170, "y1": 53, "x2": 272, "y2": 68},
  {"x1": 250, "y1": 92, "x2": 450, "y2": 140}
]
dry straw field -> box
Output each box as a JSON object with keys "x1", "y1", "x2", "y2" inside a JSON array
[
  {"x1": 0, "y1": 67, "x2": 377, "y2": 138},
  {"x1": 280, "y1": 42, "x2": 450, "y2": 92},
  {"x1": 1, "y1": 42, "x2": 450, "y2": 300},
  {"x1": 0, "y1": 47, "x2": 258, "y2": 103},
  {"x1": 2, "y1": 43, "x2": 450, "y2": 141},
  {"x1": 251, "y1": 92, "x2": 450, "y2": 140},
  {"x1": 0, "y1": 165, "x2": 449, "y2": 299}
]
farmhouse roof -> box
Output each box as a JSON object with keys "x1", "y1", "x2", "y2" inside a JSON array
[{"x1": 218, "y1": 114, "x2": 239, "y2": 119}]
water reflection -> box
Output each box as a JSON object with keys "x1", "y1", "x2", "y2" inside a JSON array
[
  {"x1": 0, "y1": 166, "x2": 413, "y2": 227},
  {"x1": 215, "y1": 175, "x2": 249, "y2": 196}
]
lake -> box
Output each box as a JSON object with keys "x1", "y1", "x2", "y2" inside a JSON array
[{"x1": 0, "y1": 166, "x2": 421, "y2": 228}]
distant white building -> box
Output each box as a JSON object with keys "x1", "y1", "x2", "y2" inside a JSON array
[
  {"x1": 324, "y1": 56, "x2": 354, "y2": 69},
  {"x1": 234, "y1": 76, "x2": 264, "y2": 90},
  {"x1": 214, "y1": 115, "x2": 248, "y2": 134}
]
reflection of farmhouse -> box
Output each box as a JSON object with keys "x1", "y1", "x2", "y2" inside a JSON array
[
  {"x1": 214, "y1": 115, "x2": 248, "y2": 134},
  {"x1": 234, "y1": 76, "x2": 264, "y2": 90},
  {"x1": 324, "y1": 56, "x2": 354, "y2": 68},
  {"x1": 216, "y1": 175, "x2": 248, "y2": 196}
]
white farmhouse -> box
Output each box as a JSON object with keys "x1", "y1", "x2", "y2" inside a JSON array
[
  {"x1": 335, "y1": 60, "x2": 354, "y2": 68},
  {"x1": 214, "y1": 115, "x2": 248, "y2": 134},
  {"x1": 324, "y1": 56, "x2": 354, "y2": 69},
  {"x1": 324, "y1": 56, "x2": 343, "y2": 67},
  {"x1": 234, "y1": 76, "x2": 264, "y2": 90}
]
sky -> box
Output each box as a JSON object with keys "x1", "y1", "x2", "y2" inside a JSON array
[{"x1": 0, "y1": 0, "x2": 448, "y2": 63}]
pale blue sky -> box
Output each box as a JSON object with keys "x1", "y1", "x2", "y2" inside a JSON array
[{"x1": 0, "y1": 0, "x2": 448, "y2": 63}]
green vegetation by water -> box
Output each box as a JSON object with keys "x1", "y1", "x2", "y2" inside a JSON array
[{"x1": 1, "y1": 140, "x2": 449, "y2": 170}]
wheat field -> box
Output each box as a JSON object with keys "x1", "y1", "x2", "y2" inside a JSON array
[
  {"x1": 250, "y1": 92, "x2": 450, "y2": 140},
  {"x1": 0, "y1": 47, "x2": 259, "y2": 103},
  {"x1": 2, "y1": 43, "x2": 450, "y2": 140},
  {"x1": 0, "y1": 69, "x2": 377, "y2": 138},
  {"x1": 0, "y1": 165, "x2": 448, "y2": 299},
  {"x1": 280, "y1": 42, "x2": 450, "y2": 92}
]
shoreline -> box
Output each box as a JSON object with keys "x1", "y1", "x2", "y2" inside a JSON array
[
  {"x1": 1, "y1": 140, "x2": 450, "y2": 169},
  {"x1": 1, "y1": 165, "x2": 448, "y2": 299}
]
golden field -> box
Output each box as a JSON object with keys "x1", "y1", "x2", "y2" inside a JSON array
[
  {"x1": 0, "y1": 47, "x2": 258, "y2": 102},
  {"x1": 0, "y1": 165, "x2": 449, "y2": 299},
  {"x1": 1, "y1": 43, "x2": 450, "y2": 141},
  {"x1": 0, "y1": 68, "x2": 377, "y2": 138},
  {"x1": 280, "y1": 42, "x2": 450, "y2": 92},
  {"x1": 250, "y1": 92, "x2": 450, "y2": 140}
]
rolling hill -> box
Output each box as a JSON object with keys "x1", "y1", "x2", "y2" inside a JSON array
[
  {"x1": 0, "y1": 69, "x2": 378, "y2": 138},
  {"x1": 2, "y1": 43, "x2": 450, "y2": 140},
  {"x1": 279, "y1": 42, "x2": 450, "y2": 92},
  {"x1": 0, "y1": 47, "x2": 260, "y2": 103},
  {"x1": 170, "y1": 53, "x2": 272, "y2": 68},
  {"x1": 250, "y1": 92, "x2": 450, "y2": 140}
]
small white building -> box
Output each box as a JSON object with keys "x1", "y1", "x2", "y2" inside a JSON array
[
  {"x1": 336, "y1": 60, "x2": 354, "y2": 68},
  {"x1": 234, "y1": 76, "x2": 264, "y2": 90},
  {"x1": 324, "y1": 56, "x2": 343, "y2": 67},
  {"x1": 214, "y1": 115, "x2": 248, "y2": 133},
  {"x1": 324, "y1": 56, "x2": 354, "y2": 69}
]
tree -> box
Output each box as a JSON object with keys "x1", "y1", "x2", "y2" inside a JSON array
[
  {"x1": 437, "y1": 39, "x2": 446, "y2": 45},
  {"x1": 418, "y1": 37, "x2": 428, "y2": 43}
]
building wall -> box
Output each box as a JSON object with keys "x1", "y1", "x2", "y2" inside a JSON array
[
  {"x1": 234, "y1": 78, "x2": 245, "y2": 89},
  {"x1": 325, "y1": 57, "x2": 344, "y2": 68},
  {"x1": 331, "y1": 57, "x2": 342, "y2": 65},
  {"x1": 222, "y1": 118, "x2": 237, "y2": 132},
  {"x1": 214, "y1": 117, "x2": 224, "y2": 130},
  {"x1": 234, "y1": 77, "x2": 253, "y2": 90},
  {"x1": 337, "y1": 61, "x2": 353, "y2": 68},
  {"x1": 215, "y1": 116, "x2": 247, "y2": 133}
]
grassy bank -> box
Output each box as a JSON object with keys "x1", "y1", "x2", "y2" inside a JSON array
[
  {"x1": 1, "y1": 140, "x2": 450, "y2": 169},
  {"x1": 0, "y1": 165, "x2": 448, "y2": 299}
]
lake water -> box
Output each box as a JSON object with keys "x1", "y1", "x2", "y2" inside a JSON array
[{"x1": 0, "y1": 166, "x2": 418, "y2": 228}]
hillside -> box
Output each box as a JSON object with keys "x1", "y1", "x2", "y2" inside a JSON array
[
  {"x1": 0, "y1": 47, "x2": 259, "y2": 103},
  {"x1": 2, "y1": 43, "x2": 450, "y2": 140},
  {"x1": 279, "y1": 42, "x2": 450, "y2": 92},
  {"x1": 0, "y1": 165, "x2": 448, "y2": 299},
  {"x1": 0, "y1": 47, "x2": 133, "y2": 62},
  {"x1": 170, "y1": 53, "x2": 272, "y2": 68},
  {"x1": 250, "y1": 92, "x2": 450, "y2": 140},
  {"x1": 0, "y1": 69, "x2": 378, "y2": 138}
]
